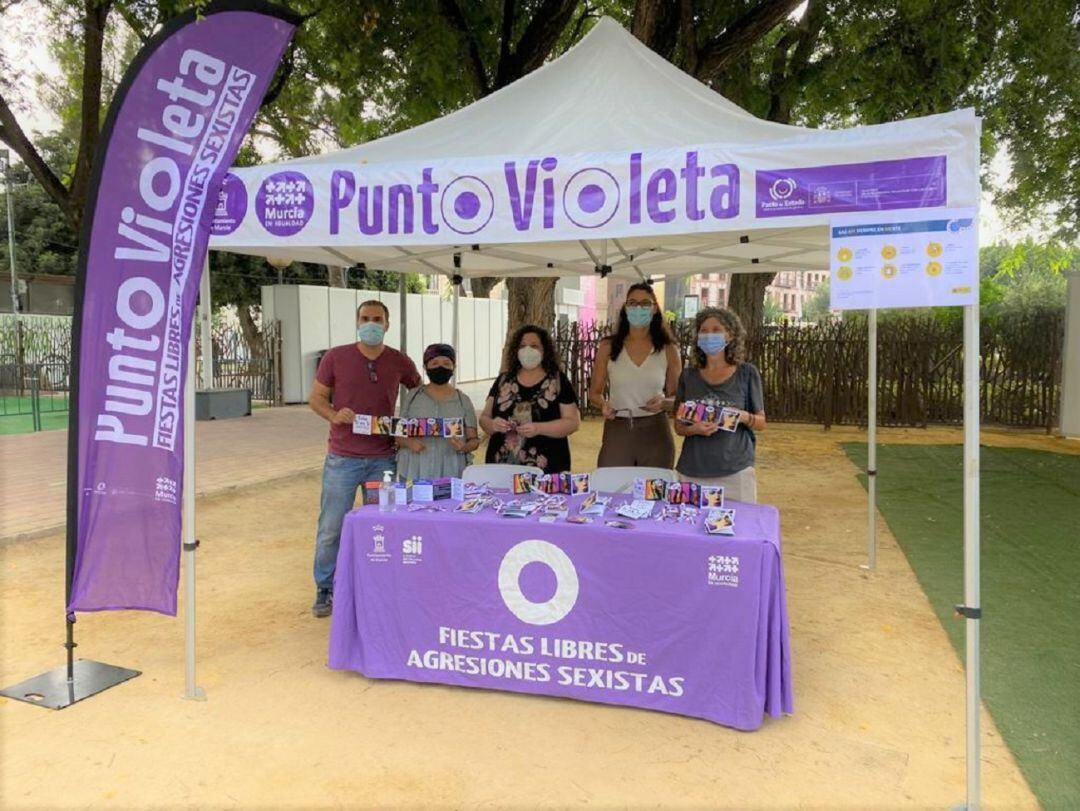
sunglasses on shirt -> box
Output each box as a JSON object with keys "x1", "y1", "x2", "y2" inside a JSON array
[{"x1": 368, "y1": 360, "x2": 378, "y2": 383}]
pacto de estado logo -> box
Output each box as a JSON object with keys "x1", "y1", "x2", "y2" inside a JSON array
[{"x1": 769, "y1": 176, "x2": 797, "y2": 201}]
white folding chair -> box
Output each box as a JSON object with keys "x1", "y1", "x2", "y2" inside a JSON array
[
  {"x1": 461, "y1": 463, "x2": 543, "y2": 489},
  {"x1": 589, "y1": 466, "x2": 679, "y2": 494}
]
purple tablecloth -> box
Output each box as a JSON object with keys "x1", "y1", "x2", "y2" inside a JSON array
[{"x1": 328, "y1": 495, "x2": 793, "y2": 730}]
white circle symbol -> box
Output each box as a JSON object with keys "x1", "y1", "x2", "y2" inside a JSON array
[
  {"x1": 440, "y1": 175, "x2": 494, "y2": 235},
  {"x1": 562, "y1": 167, "x2": 620, "y2": 229},
  {"x1": 498, "y1": 540, "x2": 579, "y2": 625}
]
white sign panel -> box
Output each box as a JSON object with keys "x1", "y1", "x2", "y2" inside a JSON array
[{"x1": 829, "y1": 208, "x2": 978, "y2": 310}]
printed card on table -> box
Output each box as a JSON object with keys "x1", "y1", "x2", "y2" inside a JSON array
[
  {"x1": 705, "y1": 508, "x2": 736, "y2": 535},
  {"x1": 616, "y1": 500, "x2": 655, "y2": 520},
  {"x1": 455, "y1": 498, "x2": 485, "y2": 514},
  {"x1": 579, "y1": 493, "x2": 611, "y2": 517},
  {"x1": 700, "y1": 485, "x2": 725, "y2": 508},
  {"x1": 571, "y1": 473, "x2": 591, "y2": 494}
]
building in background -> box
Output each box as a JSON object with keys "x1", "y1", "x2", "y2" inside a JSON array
[{"x1": 688, "y1": 270, "x2": 827, "y2": 320}]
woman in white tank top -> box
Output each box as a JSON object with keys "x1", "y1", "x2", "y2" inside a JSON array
[{"x1": 588, "y1": 283, "x2": 682, "y2": 468}]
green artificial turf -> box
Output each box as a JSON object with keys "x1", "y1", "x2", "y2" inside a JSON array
[
  {"x1": 843, "y1": 442, "x2": 1080, "y2": 810},
  {"x1": 0, "y1": 395, "x2": 69, "y2": 435}
]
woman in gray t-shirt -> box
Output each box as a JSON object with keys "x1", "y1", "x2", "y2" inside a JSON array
[{"x1": 673, "y1": 307, "x2": 766, "y2": 503}]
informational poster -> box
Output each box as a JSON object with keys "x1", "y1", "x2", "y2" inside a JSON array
[{"x1": 829, "y1": 208, "x2": 977, "y2": 310}]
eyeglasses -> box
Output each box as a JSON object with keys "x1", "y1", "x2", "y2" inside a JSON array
[{"x1": 367, "y1": 360, "x2": 378, "y2": 383}]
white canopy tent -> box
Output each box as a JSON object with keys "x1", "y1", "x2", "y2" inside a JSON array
[{"x1": 201, "y1": 17, "x2": 984, "y2": 807}]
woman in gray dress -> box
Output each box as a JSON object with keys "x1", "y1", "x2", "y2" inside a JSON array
[
  {"x1": 395, "y1": 344, "x2": 480, "y2": 480},
  {"x1": 673, "y1": 307, "x2": 767, "y2": 503}
]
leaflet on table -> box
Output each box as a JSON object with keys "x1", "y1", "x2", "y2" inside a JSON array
[
  {"x1": 633, "y1": 479, "x2": 724, "y2": 508},
  {"x1": 352, "y1": 414, "x2": 465, "y2": 438},
  {"x1": 578, "y1": 492, "x2": 611, "y2": 516},
  {"x1": 616, "y1": 500, "x2": 656, "y2": 520},
  {"x1": 512, "y1": 472, "x2": 591, "y2": 495},
  {"x1": 705, "y1": 508, "x2": 736, "y2": 535}
]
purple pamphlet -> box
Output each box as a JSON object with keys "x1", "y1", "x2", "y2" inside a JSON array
[
  {"x1": 68, "y1": 5, "x2": 298, "y2": 614},
  {"x1": 329, "y1": 498, "x2": 793, "y2": 730}
]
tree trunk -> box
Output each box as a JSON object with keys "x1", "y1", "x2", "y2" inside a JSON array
[
  {"x1": 237, "y1": 304, "x2": 263, "y2": 358},
  {"x1": 470, "y1": 276, "x2": 500, "y2": 298},
  {"x1": 327, "y1": 265, "x2": 347, "y2": 287},
  {"x1": 726, "y1": 272, "x2": 775, "y2": 356},
  {"x1": 507, "y1": 277, "x2": 556, "y2": 333}
]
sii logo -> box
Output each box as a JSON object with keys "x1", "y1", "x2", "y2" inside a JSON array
[{"x1": 403, "y1": 536, "x2": 423, "y2": 556}]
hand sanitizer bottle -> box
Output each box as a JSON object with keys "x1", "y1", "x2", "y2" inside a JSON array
[{"x1": 379, "y1": 470, "x2": 393, "y2": 512}]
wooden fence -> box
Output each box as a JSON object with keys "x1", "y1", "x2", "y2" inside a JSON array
[{"x1": 554, "y1": 309, "x2": 1065, "y2": 431}]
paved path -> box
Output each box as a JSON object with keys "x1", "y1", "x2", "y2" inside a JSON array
[
  {"x1": 0, "y1": 382, "x2": 497, "y2": 543},
  {"x1": 0, "y1": 406, "x2": 330, "y2": 542}
]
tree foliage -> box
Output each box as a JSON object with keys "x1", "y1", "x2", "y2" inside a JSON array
[{"x1": 1, "y1": 0, "x2": 1078, "y2": 338}]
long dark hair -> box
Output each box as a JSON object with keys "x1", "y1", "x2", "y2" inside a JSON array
[
  {"x1": 502, "y1": 324, "x2": 561, "y2": 378},
  {"x1": 609, "y1": 282, "x2": 672, "y2": 361},
  {"x1": 692, "y1": 307, "x2": 747, "y2": 368}
]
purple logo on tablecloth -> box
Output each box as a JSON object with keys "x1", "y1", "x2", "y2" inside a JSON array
[
  {"x1": 210, "y1": 172, "x2": 247, "y2": 236},
  {"x1": 756, "y1": 156, "x2": 947, "y2": 218},
  {"x1": 498, "y1": 540, "x2": 579, "y2": 625},
  {"x1": 256, "y1": 170, "x2": 313, "y2": 236},
  {"x1": 708, "y1": 554, "x2": 740, "y2": 588}
]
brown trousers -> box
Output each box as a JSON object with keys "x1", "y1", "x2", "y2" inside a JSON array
[{"x1": 596, "y1": 412, "x2": 676, "y2": 469}]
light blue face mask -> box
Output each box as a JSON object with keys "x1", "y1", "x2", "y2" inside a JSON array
[
  {"x1": 626, "y1": 306, "x2": 653, "y2": 327},
  {"x1": 357, "y1": 322, "x2": 385, "y2": 346},
  {"x1": 697, "y1": 333, "x2": 728, "y2": 356}
]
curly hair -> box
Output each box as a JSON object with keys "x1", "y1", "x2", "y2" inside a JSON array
[
  {"x1": 608, "y1": 282, "x2": 673, "y2": 361},
  {"x1": 692, "y1": 307, "x2": 747, "y2": 368},
  {"x1": 502, "y1": 324, "x2": 561, "y2": 377}
]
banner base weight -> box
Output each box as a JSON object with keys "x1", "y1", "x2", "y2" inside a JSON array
[{"x1": 0, "y1": 659, "x2": 140, "y2": 710}]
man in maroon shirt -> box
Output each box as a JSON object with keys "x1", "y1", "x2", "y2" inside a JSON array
[{"x1": 308, "y1": 300, "x2": 421, "y2": 617}]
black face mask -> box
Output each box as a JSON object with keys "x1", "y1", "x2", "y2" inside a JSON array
[{"x1": 427, "y1": 367, "x2": 454, "y2": 385}]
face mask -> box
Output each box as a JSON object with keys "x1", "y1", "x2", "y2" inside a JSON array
[
  {"x1": 426, "y1": 367, "x2": 453, "y2": 385},
  {"x1": 697, "y1": 333, "x2": 728, "y2": 356},
  {"x1": 626, "y1": 306, "x2": 653, "y2": 327},
  {"x1": 518, "y1": 346, "x2": 543, "y2": 370},
  {"x1": 357, "y1": 322, "x2": 385, "y2": 346}
]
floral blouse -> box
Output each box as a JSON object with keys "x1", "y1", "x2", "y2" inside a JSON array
[{"x1": 485, "y1": 370, "x2": 578, "y2": 473}]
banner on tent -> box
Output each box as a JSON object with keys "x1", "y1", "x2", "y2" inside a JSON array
[
  {"x1": 209, "y1": 147, "x2": 963, "y2": 249},
  {"x1": 828, "y1": 207, "x2": 978, "y2": 310},
  {"x1": 68, "y1": 5, "x2": 298, "y2": 615}
]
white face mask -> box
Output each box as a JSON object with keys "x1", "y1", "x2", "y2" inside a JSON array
[{"x1": 517, "y1": 346, "x2": 543, "y2": 370}]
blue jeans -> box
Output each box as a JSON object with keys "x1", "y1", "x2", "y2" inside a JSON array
[{"x1": 313, "y1": 453, "x2": 395, "y2": 590}]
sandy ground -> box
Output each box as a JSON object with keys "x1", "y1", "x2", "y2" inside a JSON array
[{"x1": 0, "y1": 420, "x2": 1056, "y2": 809}]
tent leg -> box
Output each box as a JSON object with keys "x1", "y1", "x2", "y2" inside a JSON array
[
  {"x1": 452, "y1": 278, "x2": 460, "y2": 352},
  {"x1": 962, "y1": 302, "x2": 981, "y2": 808},
  {"x1": 863, "y1": 309, "x2": 878, "y2": 570},
  {"x1": 183, "y1": 331, "x2": 205, "y2": 701},
  {"x1": 398, "y1": 273, "x2": 407, "y2": 412},
  {"x1": 198, "y1": 257, "x2": 213, "y2": 390}
]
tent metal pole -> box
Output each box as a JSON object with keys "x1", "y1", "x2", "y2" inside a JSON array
[
  {"x1": 198, "y1": 257, "x2": 213, "y2": 390},
  {"x1": 865, "y1": 309, "x2": 878, "y2": 570},
  {"x1": 962, "y1": 301, "x2": 981, "y2": 808},
  {"x1": 398, "y1": 273, "x2": 407, "y2": 412},
  {"x1": 183, "y1": 330, "x2": 205, "y2": 701},
  {"x1": 452, "y1": 277, "x2": 460, "y2": 352}
]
